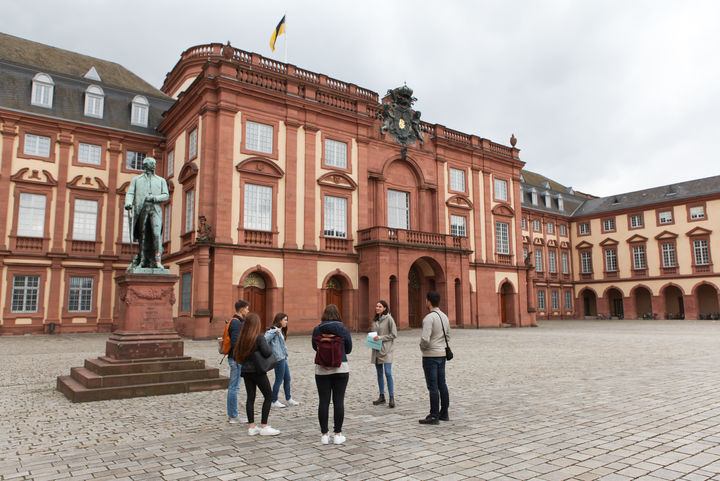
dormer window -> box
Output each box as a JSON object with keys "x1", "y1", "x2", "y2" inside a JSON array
[
  {"x1": 557, "y1": 195, "x2": 564, "y2": 210},
  {"x1": 530, "y1": 189, "x2": 538, "y2": 205},
  {"x1": 84, "y1": 85, "x2": 104, "y2": 118},
  {"x1": 31, "y1": 73, "x2": 54, "y2": 108},
  {"x1": 131, "y1": 95, "x2": 149, "y2": 127},
  {"x1": 544, "y1": 192, "x2": 552, "y2": 208}
]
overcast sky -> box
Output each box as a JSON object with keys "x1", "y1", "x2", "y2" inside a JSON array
[{"x1": 4, "y1": 0, "x2": 719, "y2": 197}]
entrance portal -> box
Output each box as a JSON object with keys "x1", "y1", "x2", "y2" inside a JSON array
[{"x1": 244, "y1": 272, "x2": 268, "y2": 329}]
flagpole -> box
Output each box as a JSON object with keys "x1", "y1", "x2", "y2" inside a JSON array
[{"x1": 284, "y1": 11, "x2": 288, "y2": 64}]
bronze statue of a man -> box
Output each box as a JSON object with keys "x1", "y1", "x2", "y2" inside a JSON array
[{"x1": 124, "y1": 157, "x2": 169, "y2": 270}]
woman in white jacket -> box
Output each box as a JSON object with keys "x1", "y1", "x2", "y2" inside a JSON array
[{"x1": 370, "y1": 300, "x2": 397, "y2": 408}]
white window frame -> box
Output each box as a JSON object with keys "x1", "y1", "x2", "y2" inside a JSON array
[
  {"x1": 451, "y1": 215, "x2": 467, "y2": 238},
  {"x1": 324, "y1": 195, "x2": 347, "y2": 238},
  {"x1": 544, "y1": 193, "x2": 552, "y2": 208},
  {"x1": 243, "y1": 184, "x2": 272, "y2": 231},
  {"x1": 661, "y1": 243, "x2": 676, "y2": 268},
  {"x1": 579, "y1": 223, "x2": 590, "y2": 235},
  {"x1": 324, "y1": 139, "x2": 347, "y2": 169},
  {"x1": 180, "y1": 272, "x2": 192, "y2": 312},
  {"x1": 130, "y1": 95, "x2": 149, "y2": 127},
  {"x1": 126, "y1": 150, "x2": 146, "y2": 171},
  {"x1": 580, "y1": 251, "x2": 592, "y2": 274},
  {"x1": 521, "y1": 217, "x2": 527, "y2": 230},
  {"x1": 533, "y1": 219, "x2": 541, "y2": 232},
  {"x1": 31, "y1": 73, "x2": 54, "y2": 108},
  {"x1": 551, "y1": 290, "x2": 559, "y2": 310},
  {"x1": 68, "y1": 276, "x2": 93, "y2": 312},
  {"x1": 603, "y1": 219, "x2": 615, "y2": 232},
  {"x1": 24, "y1": 133, "x2": 51, "y2": 157},
  {"x1": 163, "y1": 204, "x2": 171, "y2": 243},
  {"x1": 188, "y1": 128, "x2": 198, "y2": 159},
  {"x1": 185, "y1": 188, "x2": 195, "y2": 233},
  {"x1": 535, "y1": 249, "x2": 543, "y2": 272},
  {"x1": 694, "y1": 239, "x2": 710, "y2": 265},
  {"x1": 548, "y1": 250, "x2": 557, "y2": 273},
  {"x1": 246, "y1": 121, "x2": 273, "y2": 154},
  {"x1": 84, "y1": 85, "x2": 104, "y2": 118},
  {"x1": 387, "y1": 189, "x2": 410, "y2": 230},
  {"x1": 78, "y1": 142, "x2": 102, "y2": 165},
  {"x1": 630, "y1": 214, "x2": 643, "y2": 228},
  {"x1": 167, "y1": 150, "x2": 174, "y2": 177},
  {"x1": 494, "y1": 178, "x2": 507, "y2": 200},
  {"x1": 17, "y1": 193, "x2": 46, "y2": 238},
  {"x1": 561, "y1": 251, "x2": 569, "y2": 274},
  {"x1": 11, "y1": 275, "x2": 40, "y2": 313},
  {"x1": 495, "y1": 222, "x2": 509, "y2": 253},
  {"x1": 658, "y1": 210, "x2": 673, "y2": 224},
  {"x1": 449, "y1": 168, "x2": 466, "y2": 192},
  {"x1": 690, "y1": 206, "x2": 705, "y2": 220},
  {"x1": 547, "y1": 222, "x2": 554, "y2": 234},
  {"x1": 564, "y1": 291, "x2": 572, "y2": 310},
  {"x1": 537, "y1": 290, "x2": 546, "y2": 310},
  {"x1": 605, "y1": 248, "x2": 618, "y2": 272},
  {"x1": 559, "y1": 224, "x2": 567, "y2": 236},
  {"x1": 72, "y1": 199, "x2": 98, "y2": 241},
  {"x1": 632, "y1": 245, "x2": 647, "y2": 270},
  {"x1": 121, "y1": 206, "x2": 132, "y2": 243}
]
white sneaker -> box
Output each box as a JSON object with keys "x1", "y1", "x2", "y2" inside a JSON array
[
  {"x1": 248, "y1": 425, "x2": 261, "y2": 436},
  {"x1": 228, "y1": 417, "x2": 241, "y2": 424},
  {"x1": 286, "y1": 399, "x2": 300, "y2": 406},
  {"x1": 321, "y1": 434, "x2": 329, "y2": 445},
  {"x1": 272, "y1": 401, "x2": 286, "y2": 408},
  {"x1": 333, "y1": 433, "x2": 346, "y2": 445},
  {"x1": 259, "y1": 425, "x2": 280, "y2": 436}
]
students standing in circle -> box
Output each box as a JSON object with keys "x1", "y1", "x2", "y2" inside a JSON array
[
  {"x1": 371, "y1": 300, "x2": 397, "y2": 408},
  {"x1": 312, "y1": 304, "x2": 352, "y2": 445},
  {"x1": 227, "y1": 300, "x2": 248, "y2": 423},
  {"x1": 234, "y1": 313, "x2": 281, "y2": 436},
  {"x1": 266, "y1": 312, "x2": 300, "y2": 408}
]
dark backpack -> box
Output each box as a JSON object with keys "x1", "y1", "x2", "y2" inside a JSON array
[{"x1": 313, "y1": 333, "x2": 344, "y2": 368}]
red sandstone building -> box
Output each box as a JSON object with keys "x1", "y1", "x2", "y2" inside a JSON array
[{"x1": 1, "y1": 33, "x2": 718, "y2": 336}]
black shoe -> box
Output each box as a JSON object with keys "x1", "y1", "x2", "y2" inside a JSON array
[
  {"x1": 388, "y1": 396, "x2": 395, "y2": 408},
  {"x1": 373, "y1": 394, "x2": 386, "y2": 405},
  {"x1": 439, "y1": 414, "x2": 450, "y2": 421},
  {"x1": 419, "y1": 415, "x2": 439, "y2": 425}
]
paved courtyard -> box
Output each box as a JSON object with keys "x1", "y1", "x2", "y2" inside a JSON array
[{"x1": 2, "y1": 320, "x2": 720, "y2": 480}]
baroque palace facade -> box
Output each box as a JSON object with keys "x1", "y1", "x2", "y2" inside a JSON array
[{"x1": 0, "y1": 32, "x2": 718, "y2": 336}]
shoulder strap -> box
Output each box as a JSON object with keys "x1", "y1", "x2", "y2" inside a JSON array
[{"x1": 434, "y1": 311, "x2": 449, "y2": 348}]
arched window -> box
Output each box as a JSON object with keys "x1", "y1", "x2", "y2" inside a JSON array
[
  {"x1": 84, "y1": 85, "x2": 104, "y2": 118},
  {"x1": 31, "y1": 73, "x2": 54, "y2": 108},
  {"x1": 131, "y1": 95, "x2": 149, "y2": 127}
]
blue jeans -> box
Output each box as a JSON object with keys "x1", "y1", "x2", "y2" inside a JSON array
[
  {"x1": 272, "y1": 359, "x2": 292, "y2": 402},
  {"x1": 375, "y1": 362, "x2": 394, "y2": 396},
  {"x1": 422, "y1": 357, "x2": 449, "y2": 419},
  {"x1": 227, "y1": 357, "x2": 242, "y2": 418}
]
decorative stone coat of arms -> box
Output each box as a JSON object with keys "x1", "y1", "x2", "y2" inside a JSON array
[{"x1": 380, "y1": 85, "x2": 424, "y2": 147}]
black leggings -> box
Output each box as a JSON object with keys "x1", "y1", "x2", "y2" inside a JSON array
[
  {"x1": 315, "y1": 373, "x2": 349, "y2": 434},
  {"x1": 242, "y1": 371, "x2": 272, "y2": 425}
]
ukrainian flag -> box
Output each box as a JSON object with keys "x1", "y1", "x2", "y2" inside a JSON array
[{"x1": 269, "y1": 15, "x2": 286, "y2": 52}]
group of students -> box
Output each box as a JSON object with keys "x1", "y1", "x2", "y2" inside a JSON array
[{"x1": 225, "y1": 291, "x2": 451, "y2": 444}]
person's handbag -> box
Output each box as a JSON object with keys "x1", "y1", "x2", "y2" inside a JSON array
[
  {"x1": 252, "y1": 349, "x2": 280, "y2": 373},
  {"x1": 435, "y1": 312, "x2": 453, "y2": 361}
]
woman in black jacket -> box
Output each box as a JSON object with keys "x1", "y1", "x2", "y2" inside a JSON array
[{"x1": 234, "y1": 313, "x2": 280, "y2": 436}]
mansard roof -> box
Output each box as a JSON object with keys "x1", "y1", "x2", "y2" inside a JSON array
[{"x1": 520, "y1": 169, "x2": 593, "y2": 216}]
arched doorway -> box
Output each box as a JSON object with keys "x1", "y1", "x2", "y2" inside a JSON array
[
  {"x1": 581, "y1": 289, "x2": 597, "y2": 317},
  {"x1": 607, "y1": 288, "x2": 624, "y2": 319},
  {"x1": 244, "y1": 272, "x2": 267, "y2": 329},
  {"x1": 500, "y1": 281, "x2": 516, "y2": 326},
  {"x1": 407, "y1": 269, "x2": 421, "y2": 328},
  {"x1": 407, "y1": 256, "x2": 444, "y2": 328},
  {"x1": 663, "y1": 285, "x2": 684, "y2": 319},
  {"x1": 325, "y1": 276, "x2": 343, "y2": 317},
  {"x1": 696, "y1": 284, "x2": 719, "y2": 318},
  {"x1": 633, "y1": 286, "x2": 653, "y2": 319}
]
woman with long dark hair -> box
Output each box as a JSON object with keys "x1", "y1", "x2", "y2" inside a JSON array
[
  {"x1": 266, "y1": 312, "x2": 300, "y2": 408},
  {"x1": 371, "y1": 300, "x2": 397, "y2": 407},
  {"x1": 234, "y1": 313, "x2": 280, "y2": 436},
  {"x1": 312, "y1": 304, "x2": 352, "y2": 445}
]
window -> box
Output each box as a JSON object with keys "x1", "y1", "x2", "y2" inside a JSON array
[
  {"x1": 163, "y1": 204, "x2": 171, "y2": 243},
  {"x1": 521, "y1": 217, "x2": 527, "y2": 230},
  {"x1": 31, "y1": 73, "x2": 53, "y2": 108},
  {"x1": 131, "y1": 95, "x2": 149, "y2": 127},
  {"x1": 535, "y1": 249, "x2": 543, "y2": 272},
  {"x1": 579, "y1": 223, "x2": 590, "y2": 235},
  {"x1": 495, "y1": 222, "x2": 509, "y2": 253},
  {"x1": 72, "y1": 199, "x2": 98, "y2": 241},
  {"x1": 167, "y1": 150, "x2": 174, "y2": 177},
  {"x1": 632, "y1": 245, "x2": 646, "y2": 270},
  {"x1": 537, "y1": 290, "x2": 546, "y2": 310},
  {"x1": 126, "y1": 150, "x2": 146, "y2": 171},
  {"x1": 451, "y1": 215, "x2": 467, "y2": 237},
  {"x1": 68, "y1": 276, "x2": 93, "y2": 312},
  {"x1": 690, "y1": 206, "x2": 705, "y2": 220},
  {"x1": 121, "y1": 206, "x2": 132, "y2": 243},
  {"x1": 324, "y1": 196, "x2": 347, "y2": 238},
  {"x1": 630, "y1": 214, "x2": 643, "y2": 228},
  {"x1": 24, "y1": 133, "x2": 51, "y2": 157},
  {"x1": 551, "y1": 290, "x2": 559, "y2": 310},
  {"x1": 78, "y1": 143, "x2": 102, "y2": 165},
  {"x1": 544, "y1": 193, "x2": 552, "y2": 208},
  {"x1": 387, "y1": 189, "x2": 409, "y2": 230},
  {"x1": 188, "y1": 128, "x2": 198, "y2": 159},
  {"x1": 530, "y1": 190, "x2": 538, "y2": 205},
  {"x1": 180, "y1": 272, "x2": 192, "y2": 312},
  {"x1": 661, "y1": 243, "x2": 676, "y2": 268},
  {"x1": 559, "y1": 224, "x2": 567, "y2": 236},
  {"x1": 564, "y1": 291, "x2": 572, "y2": 310},
  {"x1": 185, "y1": 188, "x2": 195, "y2": 233},
  {"x1": 533, "y1": 219, "x2": 541, "y2": 232},
  {"x1": 580, "y1": 251, "x2": 592, "y2": 274},
  {"x1": 557, "y1": 196, "x2": 564, "y2": 211},
  {"x1": 494, "y1": 178, "x2": 507, "y2": 200},
  {"x1": 602, "y1": 218, "x2": 615, "y2": 232},
  {"x1": 450, "y1": 168, "x2": 466, "y2": 192},
  {"x1": 547, "y1": 222, "x2": 554, "y2": 234},
  {"x1": 658, "y1": 210, "x2": 673, "y2": 224},
  {"x1": 605, "y1": 249, "x2": 618, "y2": 272},
  {"x1": 694, "y1": 239, "x2": 710, "y2": 265},
  {"x1": 324, "y1": 139, "x2": 347, "y2": 169},
  {"x1": 243, "y1": 184, "x2": 272, "y2": 231},
  {"x1": 246, "y1": 121, "x2": 273, "y2": 154},
  {"x1": 84, "y1": 85, "x2": 104, "y2": 118},
  {"x1": 17, "y1": 193, "x2": 46, "y2": 238},
  {"x1": 561, "y1": 252, "x2": 569, "y2": 274},
  {"x1": 548, "y1": 250, "x2": 557, "y2": 273},
  {"x1": 523, "y1": 247, "x2": 528, "y2": 261},
  {"x1": 11, "y1": 275, "x2": 40, "y2": 313}
]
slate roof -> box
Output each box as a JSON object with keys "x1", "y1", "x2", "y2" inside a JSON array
[
  {"x1": 0, "y1": 32, "x2": 173, "y2": 135},
  {"x1": 520, "y1": 170, "x2": 593, "y2": 216}
]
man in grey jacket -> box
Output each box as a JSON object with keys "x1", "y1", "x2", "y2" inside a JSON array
[{"x1": 419, "y1": 290, "x2": 450, "y2": 424}]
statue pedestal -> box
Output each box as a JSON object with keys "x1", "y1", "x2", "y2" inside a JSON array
[{"x1": 57, "y1": 274, "x2": 228, "y2": 403}]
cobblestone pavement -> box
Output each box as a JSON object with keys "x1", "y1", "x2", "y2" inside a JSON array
[{"x1": 3, "y1": 320, "x2": 720, "y2": 480}]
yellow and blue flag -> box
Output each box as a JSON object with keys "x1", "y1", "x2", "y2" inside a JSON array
[{"x1": 269, "y1": 15, "x2": 286, "y2": 52}]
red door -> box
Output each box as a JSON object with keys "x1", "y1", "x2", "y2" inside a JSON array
[{"x1": 246, "y1": 286, "x2": 267, "y2": 330}]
